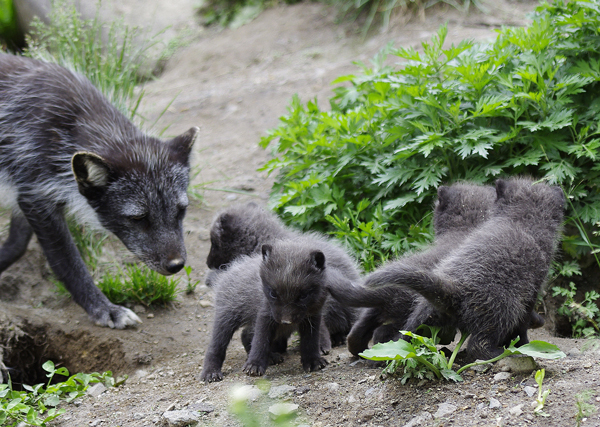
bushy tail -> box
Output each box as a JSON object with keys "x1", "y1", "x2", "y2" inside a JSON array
[
  {"x1": 325, "y1": 268, "x2": 390, "y2": 308},
  {"x1": 364, "y1": 265, "x2": 455, "y2": 314}
]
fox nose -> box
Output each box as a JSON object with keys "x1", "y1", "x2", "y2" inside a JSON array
[{"x1": 165, "y1": 258, "x2": 184, "y2": 274}]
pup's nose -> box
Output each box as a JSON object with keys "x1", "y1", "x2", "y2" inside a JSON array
[{"x1": 165, "y1": 258, "x2": 184, "y2": 274}]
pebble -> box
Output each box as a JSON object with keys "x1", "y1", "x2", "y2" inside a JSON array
[
  {"x1": 469, "y1": 362, "x2": 491, "y2": 373},
  {"x1": 568, "y1": 347, "x2": 581, "y2": 357},
  {"x1": 493, "y1": 372, "x2": 512, "y2": 382},
  {"x1": 89, "y1": 420, "x2": 105, "y2": 427},
  {"x1": 509, "y1": 404, "x2": 523, "y2": 416},
  {"x1": 199, "y1": 300, "x2": 213, "y2": 308},
  {"x1": 86, "y1": 383, "x2": 107, "y2": 398},
  {"x1": 162, "y1": 410, "x2": 200, "y2": 426},
  {"x1": 523, "y1": 386, "x2": 537, "y2": 397},
  {"x1": 268, "y1": 385, "x2": 297, "y2": 398},
  {"x1": 268, "y1": 403, "x2": 299, "y2": 420},
  {"x1": 188, "y1": 402, "x2": 215, "y2": 413},
  {"x1": 133, "y1": 305, "x2": 146, "y2": 314},
  {"x1": 147, "y1": 313, "x2": 154, "y2": 319},
  {"x1": 489, "y1": 398, "x2": 501, "y2": 409},
  {"x1": 404, "y1": 411, "x2": 433, "y2": 427},
  {"x1": 434, "y1": 402, "x2": 457, "y2": 418},
  {"x1": 347, "y1": 395, "x2": 357, "y2": 404},
  {"x1": 496, "y1": 356, "x2": 537, "y2": 374}
]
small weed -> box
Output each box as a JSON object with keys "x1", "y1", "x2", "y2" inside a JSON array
[
  {"x1": 97, "y1": 265, "x2": 180, "y2": 307},
  {"x1": 360, "y1": 328, "x2": 566, "y2": 382},
  {"x1": 533, "y1": 368, "x2": 550, "y2": 417},
  {"x1": 575, "y1": 390, "x2": 598, "y2": 427},
  {"x1": 0, "y1": 360, "x2": 114, "y2": 426},
  {"x1": 183, "y1": 266, "x2": 201, "y2": 294},
  {"x1": 552, "y1": 282, "x2": 600, "y2": 338}
]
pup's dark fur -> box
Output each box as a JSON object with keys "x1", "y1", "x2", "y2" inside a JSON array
[
  {"x1": 0, "y1": 54, "x2": 197, "y2": 328},
  {"x1": 328, "y1": 182, "x2": 498, "y2": 355},
  {"x1": 365, "y1": 177, "x2": 564, "y2": 360},
  {"x1": 200, "y1": 234, "x2": 360, "y2": 382},
  {"x1": 205, "y1": 202, "x2": 358, "y2": 348}
]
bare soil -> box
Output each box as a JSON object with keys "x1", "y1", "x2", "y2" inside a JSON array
[{"x1": 2, "y1": 1, "x2": 600, "y2": 426}]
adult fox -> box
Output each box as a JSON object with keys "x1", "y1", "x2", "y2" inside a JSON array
[{"x1": 0, "y1": 53, "x2": 198, "y2": 329}]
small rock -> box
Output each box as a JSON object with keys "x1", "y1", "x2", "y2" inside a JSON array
[
  {"x1": 268, "y1": 403, "x2": 298, "y2": 420},
  {"x1": 199, "y1": 300, "x2": 213, "y2": 308},
  {"x1": 469, "y1": 362, "x2": 490, "y2": 373},
  {"x1": 496, "y1": 356, "x2": 537, "y2": 374},
  {"x1": 567, "y1": 347, "x2": 581, "y2": 357},
  {"x1": 434, "y1": 402, "x2": 457, "y2": 418},
  {"x1": 489, "y1": 398, "x2": 501, "y2": 409},
  {"x1": 87, "y1": 383, "x2": 107, "y2": 398},
  {"x1": 230, "y1": 385, "x2": 262, "y2": 402},
  {"x1": 509, "y1": 404, "x2": 523, "y2": 416},
  {"x1": 403, "y1": 411, "x2": 433, "y2": 427},
  {"x1": 89, "y1": 420, "x2": 105, "y2": 427},
  {"x1": 268, "y1": 385, "x2": 296, "y2": 399},
  {"x1": 347, "y1": 395, "x2": 357, "y2": 404},
  {"x1": 162, "y1": 410, "x2": 200, "y2": 426},
  {"x1": 188, "y1": 402, "x2": 215, "y2": 413},
  {"x1": 493, "y1": 372, "x2": 512, "y2": 382},
  {"x1": 133, "y1": 305, "x2": 146, "y2": 314},
  {"x1": 133, "y1": 413, "x2": 144, "y2": 420},
  {"x1": 523, "y1": 386, "x2": 537, "y2": 397},
  {"x1": 147, "y1": 313, "x2": 154, "y2": 319},
  {"x1": 324, "y1": 382, "x2": 339, "y2": 392}
]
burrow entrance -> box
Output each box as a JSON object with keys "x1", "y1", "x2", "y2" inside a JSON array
[{"x1": 0, "y1": 318, "x2": 128, "y2": 389}]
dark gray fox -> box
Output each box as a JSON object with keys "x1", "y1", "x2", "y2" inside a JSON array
[
  {"x1": 205, "y1": 202, "x2": 358, "y2": 348},
  {"x1": 327, "y1": 182, "x2": 497, "y2": 355},
  {"x1": 200, "y1": 234, "x2": 360, "y2": 382},
  {"x1": 0, "y1": 54, "x2": 198, "y2": 329},
  {"x1": 361, "y1": 177, "x2": 563, "y2": 360}
]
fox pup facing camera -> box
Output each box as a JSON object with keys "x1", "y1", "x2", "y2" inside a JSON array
[
  {"x1": 201, "y1": 235, "x2": 360, "y2": 382},
  {"x1": 0, "y1": 53, "x2": 198, "y2": 328}
]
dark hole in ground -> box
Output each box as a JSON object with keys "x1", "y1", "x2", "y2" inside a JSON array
[{"x1": 1, "y1": 319, "x2": 128, "y2": 389}]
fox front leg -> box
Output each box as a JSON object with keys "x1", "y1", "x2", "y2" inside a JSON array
[
  {"x1": 242, "y1": 308, "x2": 278, "y2": 376},
  {"x1": 17, "y1": 197, "x2": 141, "y2": 329}
]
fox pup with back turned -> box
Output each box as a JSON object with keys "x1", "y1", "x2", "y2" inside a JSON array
[
  {"x1": 0, "y1": 54, "x2": 198, "y2": 328},
  {"x1": 201, "y1": 234, "x2": 360, "y2": 382},
  {"x1": 362, "y1": 177, "x2": 564, "y2": 360}
]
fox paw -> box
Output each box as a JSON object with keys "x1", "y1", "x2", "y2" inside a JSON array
[
  {"x1": 302, "y1": 356, "x2": 328, "y2": 372},
  {"x1": 242, "y1": 360, "x2": 267, "y2": 376},
  {"x1": 200, "y1": 369, "x2": 223, "y2": 383},
  {"x1": 91, "y1": 305, "x2": 142, "y2": 329}
]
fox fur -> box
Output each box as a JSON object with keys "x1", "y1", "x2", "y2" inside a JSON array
[
  {"x1": 205, "y1": 202, "x2": 358, "y2": 349},
  {"x1": 364, "y1": 177, "x2": 564, "y2": 360},
  {"x1": 200, "y1": 234, "x2": 360, "y2": 382},
  {"x1": 0, "y1": 53, "x2": 198, "y2": 328}
]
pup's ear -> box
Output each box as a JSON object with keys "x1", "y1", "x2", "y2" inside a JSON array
[
  {"x1": 262, "y1": 244, "x2": 273, "y2": 260},
  {"x1": 169, "y1": 127, "x2": 199, "y2": 165},
  {"x1": 495, "y1": 178, "x2": 508, "y2": 200},
  {"x1": 72, "y1": 152, "x2": 111, "y2": 198},
  {"x1": 310, "y1": 250, "x2": 326, "y2": 271},
  {"x1": 436, "y1": 186, "x2": 449, "y2": 210}
]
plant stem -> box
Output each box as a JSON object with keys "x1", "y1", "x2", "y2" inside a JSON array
[
  {"x1": 415, "y1": 356, "x2": 442, "y2": 379},
  {"x1": 456, "y1": 350, "x2": 510, "y2": 374},
  {"x1": 447, "y1": 331, "x2": 469, "y2": 369}
]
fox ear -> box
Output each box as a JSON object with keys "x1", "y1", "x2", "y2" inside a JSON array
[
  {"x1": 169, "y1": 127, "x2": 199, "y2": 165},
  {"x1": 495, "y1": 178, "x2": 508, "y2": 199},
  {"x1": 72, "y1": 152, "x2": 111, "y2": 197},
  {"x1": 310, "y1": 250, "x2": 325, "y2": 271},
  {"x1": 436, "y1": 186, "x2": 449, "y2": 210},
  {"x1": 262, "y1": 244, "x2": 273, "y2": 260}
]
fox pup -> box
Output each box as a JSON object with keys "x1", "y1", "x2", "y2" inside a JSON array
[
  {"x1": 364, "y1": 177, "x2": 563, "y2": 360},
  {"x1": 0, "y1": 54, "x2": 197, "y2": 328},
  {"x1": 201, "y1": 234, "x2": 359, "y2": 382}
]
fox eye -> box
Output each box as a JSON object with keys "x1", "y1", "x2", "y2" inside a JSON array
[
  {"x1": 268, "y1": 289, "x2": 278, "y2": 299},
  {"x1": 129, "y1": 214, "x2": 147, "y2": 222}
]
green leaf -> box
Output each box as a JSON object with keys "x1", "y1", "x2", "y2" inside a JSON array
[
  {"x1": 359, "y1": 339, "x2": 416, "y2": 360},
  {"x1": 506, "y1": 340, "x2": 566, "y2": 359}
]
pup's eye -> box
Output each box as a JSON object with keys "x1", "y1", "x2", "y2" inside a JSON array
[
  {"x1": 129, "y1": 214, "x2": 147, "y2": 221},
  {"x1": 269, "y1": 289, "x2": 278, "y2": 299}
]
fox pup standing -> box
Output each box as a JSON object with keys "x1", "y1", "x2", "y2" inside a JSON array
[
  {"x1": 0, "y1": 54, "x2": 198, "y2": 328},
  {"x1": 201, "y1": 234, "x2": 360, "y2": 382}
]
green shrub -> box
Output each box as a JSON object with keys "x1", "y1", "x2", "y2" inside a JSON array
[
  {"x1": 0, "y1": 0, "x2": 21, "y2": 48},
  {"x1": 196, "y1": 0, "x2": 299, "y2": 28},
  {"x1": 261, "y1": 0, "x2": 600, "y2": 265}
]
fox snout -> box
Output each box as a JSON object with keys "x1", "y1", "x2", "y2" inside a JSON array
[{"x1": 165, "y1": 258, "x2": 185, "y2": 275}]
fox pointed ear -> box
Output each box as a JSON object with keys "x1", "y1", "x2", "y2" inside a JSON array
[
  {"x1": 262, "y1": 244, "x2": 273, "y2": 260},
  {"x1": 310, "y1": 251, "x2": 325, "y2": 271},
  {"x1": 72, "y1": 152, "x2": 111, "y2": 197},
  {"x1": 436, "y1": 186, "x2": 449, "y2": 210},
  {"x1": 495, "y1": 179, "x2": 508, "y2": 200},
  {"x1": 169, "y1": 127, "x2": 199, "y2": 164}
]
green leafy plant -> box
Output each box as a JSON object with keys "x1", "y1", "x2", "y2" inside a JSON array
[
  {"x1": 97, "y1": 265, "x2": 180, "y2": 306},
  {"x1": 552, "y1": 282, "x2": 600, "y2": 338},
  {"x1": 183, "y1": 266, "x2": 201, "y2": 294},
  {"x1": 360, "y1": 328, "x2": 566, "y2": 383},
  {"x1": 260, "y1": 0, "x2": 600, "y2": 334},
  {"x1": 0, "y1": 0, "x2": 20, "y2": 48},
  {"x1": 575, "y1": 390, "x2": 598, "y2": 427},
  {"x1": 533, "y1": 368, "x2": 550, "y2": 417},
  {"x1": 0, "y1": 360, "x2": 114, "y2": 426}
]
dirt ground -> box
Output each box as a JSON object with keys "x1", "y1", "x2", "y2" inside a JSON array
[{"x1": 2, "y1": 1, "x2": 600, "y2": 426}]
